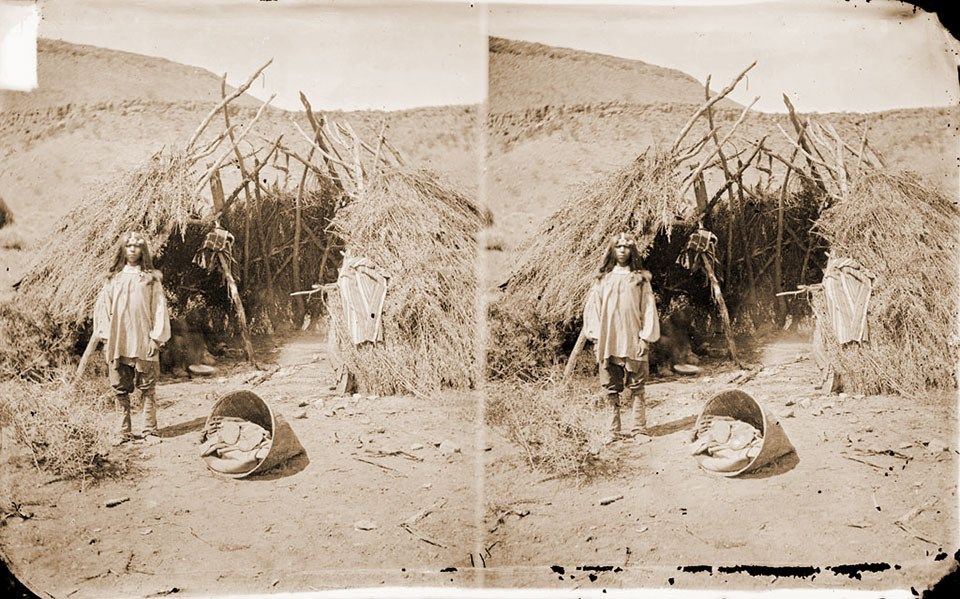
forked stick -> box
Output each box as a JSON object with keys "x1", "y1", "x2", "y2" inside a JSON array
[
  {"x1": 185, "y1": 59, "x2": 273, "y2": 151},
  {"x1": 289, "y1": 119, "x2": 356, "y2": 171},
  {"x1": 188, "y1": 125, "x2": 237, "y2": 164},
  {"x1": 193, "y1": 94, "x2": 275, "y2": 200},
  {"x1": 679, "y1": 96, "x2": 760, "y2": 198},
  {"x1": 670, "y1": 61, "x2": 757, "y2": 154}
]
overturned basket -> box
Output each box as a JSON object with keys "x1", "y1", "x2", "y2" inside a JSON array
[
  {"x1": 202, "y1": 390, "x2": 305, "y2": 479},
  {"x1": 694, "y1": 389, "x2": 796, "y2": 477}
]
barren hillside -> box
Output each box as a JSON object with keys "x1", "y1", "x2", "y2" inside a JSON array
[
  {"x1": 0, "y1": 39, "x2": 266, "y2": 112},
  {"x1": 489, "y1": 37, "x2": 742, "y2": 113}
]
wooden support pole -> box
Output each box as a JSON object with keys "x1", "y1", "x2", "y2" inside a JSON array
[
  {"x1": 186, "y1": 59, "x2": 273, "y2": 152},
  {"x1": 782, "y1": 94, "x2": 830, "y2": 194},
  {"x1": 562, "y1": 329, "x2": 588, "y2": 382},
  {"x1": 670, "y1": 61, "x2": 757, "y2": 154},
  {"x1": 703, "y1": 75, "x2": 741, "y2": 270},
  {"x1": 193, "y1": 93, "x2": 275, "y2": 200},
  {"x1": 217, "y1": 253, "x2": 258, "y2": 367},
  {"x1": 299, "y1": 92, "x2": 348, "y2": 191},
  {"x1": 290, "y1": 116, "x2": 326, "y2": 325},
  {"x1": 679, "y1": 96, "x2": 760, "y2": 198},
  {"x1": 775, "y1": 164, "x2": 789, "y2": 323},
  {"x1": 210, "y1": 170, "x2": 225, "y2": 215},
  {"x1": 702, "y1": 258, "x2": 742, "y2": 367},
  {"x1": 251, "y1": 157, "x2": 275, "y2": 296},
  {"x1": 735, "y1": 163, "x2": 757, "y2": 305},
  {"x1": 219, "y1": 77, "x2": 254, "y2": 283},
  {"x1": 292, "y1": 180, "x2": 305, "y2": 323},
  {"x1": 75, "y1": 335, "x2": 100, "y2": 380},
  {"x1": 201, "y1": 137, "x2": 282, "y2": 227},
  {"x1": 698, "y1": 138, "x2": 765, "y2": 222}
]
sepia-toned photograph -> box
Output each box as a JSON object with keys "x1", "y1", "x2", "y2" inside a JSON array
[
  {"x1": 1, "y1": 0, "x2": 487, "y2": 595},
  {"x1": 481, "y1": 0, "x2": 958, "y2": 592},
  {"x1": 1, "y1": 0, "x2": 958, "y2": 597}
]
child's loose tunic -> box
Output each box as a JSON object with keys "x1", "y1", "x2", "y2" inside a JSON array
[
  {"x1": 583, "y1": 266, "x2": 660, "y2": 368},
  {"x1": 93, "y1": 265, "x2": 171, "y2": 371}
]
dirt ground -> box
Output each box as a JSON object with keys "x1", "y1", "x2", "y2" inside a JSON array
[
  {"x1": 2, "y1": 331, "x2": 955, "y2": 596},
  {"x1": 0, "y1": 332, "x2": 483, "y2": 597},
  {"x1": 481, "y1": 333, "x2": 958, "y2": 591}
]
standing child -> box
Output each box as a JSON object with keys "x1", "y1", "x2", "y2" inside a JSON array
[
  {"x1": 93, "y1": 231, "x2": 171, "y2": 444},
  {"x1": 583, "y1": 231, "x2": 660, "y2": 443}
]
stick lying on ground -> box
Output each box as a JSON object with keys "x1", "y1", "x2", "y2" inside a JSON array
[{"x1": 400, "y1": 498, "x2": 447, "y2": 548}]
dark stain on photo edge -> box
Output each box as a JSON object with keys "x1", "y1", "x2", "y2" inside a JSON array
[{"x1": 545, "y1": 549, "x2": 959, "y2": 586}]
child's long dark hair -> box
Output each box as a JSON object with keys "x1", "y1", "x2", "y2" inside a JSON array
[
  {"x1": 597, "y1": 232, "x2": 644, "y2": 278},
  {"x1": 109, "y1": 232, "x2": 156, "y2": 274}
]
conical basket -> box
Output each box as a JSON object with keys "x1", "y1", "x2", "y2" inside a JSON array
[
  {"x1": 694, "y1": 389, "x2": 795, "y2": 477},
  {"x1": 202, "y1": 390, "x2": 305, "y2": 479}
]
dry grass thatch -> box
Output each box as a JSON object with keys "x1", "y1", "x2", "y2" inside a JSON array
[
  {"x1": 327, "y1": 168, "x2": 484, "y2": 397},
  {"x1": 810, "y1": 171, "x2": 959, "y2": 395},
  {"x1": 489, "y1": 152, "x2": 685, "y2": 379},
  {"x1": 501, "y1": 152, "x2": 681, "y2": 324},
  {"x1": 15, "y1": 152, "x2": 196, "y2": 327}
]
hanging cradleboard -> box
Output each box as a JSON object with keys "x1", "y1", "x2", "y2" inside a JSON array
[
  {"x1": 191, "y1": 225, "x2": 257, "y2": 365},
  {"x1": 820, "y1": 257, "x2": 874, "y2": 345},
  {"x1": 330, "y1": 255, "x2": 390, "y2": 391},
  {"x1": 336, "y1": 255, "x2": 391, "y2": 346},
  {"x1": 812, "y1": 257, "x2": 875, "y2": 392},
  {"x1": 675, "y1": 226, "x2": 742, "y2": 366},
  {"x1": 676, "y1": 227, "x2": 719, "y2": 275}
]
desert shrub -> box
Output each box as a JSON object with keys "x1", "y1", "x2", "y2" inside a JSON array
[
  {"x1": 486, "y1": 377, "x2": 606, "y2": 477},
  {"x1": 0, "y1": 302, "x2": 77, "y2": 382},
  {"x1": 0, "y1": 374, "x2": 124, "y2": 480},
  {"x1": 485, "y1": 300, "x2": 568, "y2": 381}
]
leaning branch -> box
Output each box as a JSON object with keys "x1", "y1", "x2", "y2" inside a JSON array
[
  {"x1": 185, "y1": 59, "x2": 273, "y2": 152},
  {"x1": 192, "y1": 94, "x2": 275, "y2": 200},
  {"x1": 670, "y1": 61, "x2": 757, "y2": 154},
  {"x1": 679, "y1": 96, "x2": 760, "y2": 198}
]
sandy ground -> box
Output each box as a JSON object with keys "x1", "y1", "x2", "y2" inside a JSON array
[
  {"x1": 2, "y1": 332, "x2": 955, "y2": 596},
  {"x1": 481, "y1": 334, "x2": 958, "y2": 591},
  {"x1": 0, "y1": 333, "x2": 483, "y2": 597}
]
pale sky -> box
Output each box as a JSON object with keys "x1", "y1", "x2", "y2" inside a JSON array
[
  {"x1": 490, "y1": 0, "x2": 959, "y2": 113},
  {"x1": 37, "y1": 0, "x2": 487, "y2": 111},
  {"x1": 31, "y1": 0, "x2": 960, "y2": 113}
]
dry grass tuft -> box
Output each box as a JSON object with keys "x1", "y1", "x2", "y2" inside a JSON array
[
  {"x1": 0, "y1": 194, "x2": 12, "y2": 229},
  {"x1": 0, "y1": 226, "x2": 24, "y2": 250},
  {"x1": 486, "y1": 377, "x2": 607, "y2": 477},
  {"x1": 0, "y1": 302, "x2": 76, "y2": 382},
  {"x1": 0, "y1": 373, "x2": 127, "y2": 480}
]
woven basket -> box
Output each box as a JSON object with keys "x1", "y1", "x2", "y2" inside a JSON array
[
  {"x1": 694, "y1": 389, "x2": 795, "y2": 477},
  {"x1": 202, "y1": 390, "x2": 305, "y2": 479}
]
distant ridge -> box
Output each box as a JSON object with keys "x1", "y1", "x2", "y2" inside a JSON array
[{"x1": 488, "y1": 37, "x2": 742, "y2": 113}]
